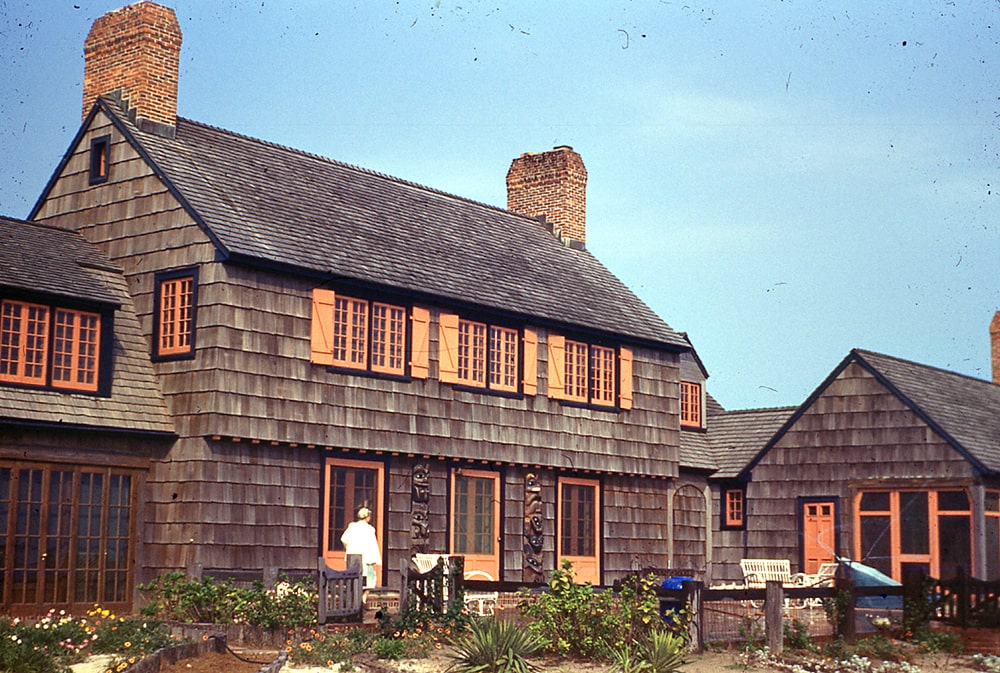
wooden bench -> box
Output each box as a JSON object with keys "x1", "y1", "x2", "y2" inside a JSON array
[
  {"x1": 317, "y1": 555, "x2": 364, "y2": 623},
  {"x1": 740, "y1": 558, "x2": 794, "y2": 589}
]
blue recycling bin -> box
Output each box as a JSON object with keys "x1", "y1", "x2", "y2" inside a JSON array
[{"x1": 659, "y1": 576, "x2": 693, "y2": 624}]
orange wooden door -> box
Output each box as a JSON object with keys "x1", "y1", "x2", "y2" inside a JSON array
[
  {"x1": 802, "y1": 501, "x2": 836, "y2": 574},
  {"x1": 322, "y1": 458, "x2": 384, "y2": 581},
  {"x1": 451, "y1": 468, "x2": 501, "y2": 580},
  {"x1": 558, "y1": 477, "x2": 601, "y2": 585}
]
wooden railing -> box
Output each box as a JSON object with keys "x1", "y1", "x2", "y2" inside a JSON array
[
  {"x1": 927, "y1": 568, "x2": 1000, "y2": 627},
  {"x1": 399, "y1": 555, "x2": 466, "y2": 614}
]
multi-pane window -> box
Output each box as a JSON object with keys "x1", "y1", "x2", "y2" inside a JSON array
[
  {"x1": 371, "y1": 303, "x2": 405, "y2": 374},
  {"x1": 856, "y1": 489, "x2": 971, "y2": 581},
  {"x1": 0, "y1": 464, "x2": 135, "y2": 613},
  {"x1": 52, "y1": 309, "x2": 100, "y2": 391},
  {"x1": 333, "y1": 296, "x2": 369, "y2": 369},
  {"x1": 155, "y1": 273, "x2": 195, "y2": 358},
  {"x1": 441, "y1": 315, "x2": 521, "y2": 393},
  {"x1": 311, "y1": 289, "x2": 412, "y2": 377},
  {"x1": 551, "y1": 336, "x2": 621, "y2": 408},
  {"x1": 724, "y1": 488, "x2": 744, "y2": 528},
  {"x1": 680, "y1": 381, "x2": 703, "y2": 427},
  {"x1": 0, "y1": 300, "x2": 103, "y2": 393}
]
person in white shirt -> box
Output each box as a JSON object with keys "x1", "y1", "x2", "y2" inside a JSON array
[{"x1": 341, "y1": 506, "x2": 381, "y2": 588}]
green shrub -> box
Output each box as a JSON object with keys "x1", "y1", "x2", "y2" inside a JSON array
[
  {"x1": 139, "y1": 572, "x2": 317, "y2": 627},
  {"x1": 783, "y1": 618, "x2": 812, "y2": 650},
  {"x1": 855, "y1": 634, "x2": 908, "y2": 662},
  {"x1": 640, "y1": 631, "x2": 687, "y2": 673},
  {"x1": 519, "y1": 560, "x2": 666, "y2": 660},
  {"x1": 447, "y1": 617, "x2": 544, "y2": 673},
  {"x1": 372, "y1": 636, "x2": 408, "y2": 660}
]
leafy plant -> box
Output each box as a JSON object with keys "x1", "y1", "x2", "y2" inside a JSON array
[
  {"x1": 640, "y1": 630, "x2": 687, "y2": 673},
  {"x1": 447, "y1": 617, "x2": 544, "y2": 673},
  {"x1": 372, "y1": 636, "x2": 408, "y2": 660},
  {"x1": 783, "y1": 618, "x2": 812, "y2": 650}
]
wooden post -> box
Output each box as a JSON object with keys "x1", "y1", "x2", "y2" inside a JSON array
[
  {"x1": 683, "y1": 579, "x2": 704, "y2": 653},
  {"x1": 958, "y1": 566, "x2": 969, "y2": 628},
  {"x1": 765, "y1": 580, "x2": 783, "y2": 654},
  {"x1": 835, "y1": 575, "x2": 856, "y2": 645}
]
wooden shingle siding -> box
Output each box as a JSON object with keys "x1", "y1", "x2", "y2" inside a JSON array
[
  {"x1": 743, "y1": 361, "x2": 975, "y2": 572},
  {"x1": 603, "y1": 475, "x2": 671, "y2": 578}
]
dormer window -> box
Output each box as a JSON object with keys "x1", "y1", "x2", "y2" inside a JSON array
[
  {"x1": 0, "y1": 298, "x2": 107, "y2": 394},
  {"x1": 89, "y1": 135, "x2": 111, "y2": 184},
  {"x1": 680, "y1": 381, "x2": 703, "y2": 428}
]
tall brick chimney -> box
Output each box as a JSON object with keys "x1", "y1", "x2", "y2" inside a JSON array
[
  {"x1": 506, "y1": 146, "x2": 588, "y2": 245},
  {"x1": 83, "y1": 2, "x2": 181, "y2": 137},
  {"x1": 991, "y1": 311, "x2": 1000, "y2": 384}
]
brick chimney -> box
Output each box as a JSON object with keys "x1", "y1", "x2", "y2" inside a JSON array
[
  {"x1": 83, "y1": 1, "x2": 181, "y2": 137},
  {"x1": 992, "y1": 311, "x2": 1000, "y2": 384},
  {"x1": 506, "y1": 146, "x2": 588, "y2": 245}
]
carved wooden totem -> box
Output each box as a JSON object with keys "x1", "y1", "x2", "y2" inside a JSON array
[
  {"x1": 523, "y1": 472, "x2": 544, "y2": 582},
  {"x1": 410, "y1": 462, "x2": 431, "y2": 555}
]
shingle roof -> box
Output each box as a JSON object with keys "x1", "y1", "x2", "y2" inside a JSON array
[
  {"x1": 0, "y1": 215, "x2": 174, "y2": 435},
  {"x1": 100, "y1": 101, "x2": 687, "y2": 349},
  {"x1": 0, "y1": 216, "x2": 120, "y2": 306},
  {"x1": 853, "y1": 349, "x2": 1000, "y2": 473},
  {"x1": 706, "y1": 405, "x2": 796, "y2": 478}
]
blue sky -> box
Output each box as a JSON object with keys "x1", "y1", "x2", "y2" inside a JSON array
[{"x1": 1, "y1": 1, "x2": 998, "y2": 410}]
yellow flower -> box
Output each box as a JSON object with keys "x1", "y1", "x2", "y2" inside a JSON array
[{"x1": 124, "y1": 642, "x2": 132, "y2": 648}]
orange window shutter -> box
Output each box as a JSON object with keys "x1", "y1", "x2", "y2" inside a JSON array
[
  {"x1": 438, "y1": 312, "x2": 459, "y2": 383},
  {"x1": 619, "y1": 347, "x2": 633, "y2": 410},
  {"x1": 410, "y1": 307, "x2": 430, "y2": 379},
  {"x1": 547, "y1": 334, "x2": 566, "y2": 400},
  {"x1": 522, "y1": 327, "x2": 538, "y2": 395},
  {"x1": 310, "y1": 288, "x2": 336, "y2": 365}
]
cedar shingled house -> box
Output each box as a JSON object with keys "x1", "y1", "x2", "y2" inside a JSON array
[
  {"x1": 22, "y1": 1, "x2": 709, "y2": 606},
  {"x1": 0, "y1": 215, "x2": 174, "y2": 615},
  {"x1": 719, "y1": 348, "x2": 1000, "y2": 584}
]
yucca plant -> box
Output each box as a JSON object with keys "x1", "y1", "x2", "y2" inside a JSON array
[
  {"x1": 447, "y1": 617, "x2": 544, "y2": 673},
  {"x1": 640, "y1": 630, "x2": 687, "y2": 673}
]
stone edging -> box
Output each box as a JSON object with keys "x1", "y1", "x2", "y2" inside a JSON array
[{"x1": 125, "y1": 632, "x2": 286, "y2": 673}]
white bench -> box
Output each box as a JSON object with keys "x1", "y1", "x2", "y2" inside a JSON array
[{"x1": 740, "y1": 558, "x2": 794, "y2": 588}]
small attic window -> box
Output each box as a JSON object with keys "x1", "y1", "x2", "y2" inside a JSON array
[{"x1": 89, "y1": 135, "x2": 110, "y2": 184}]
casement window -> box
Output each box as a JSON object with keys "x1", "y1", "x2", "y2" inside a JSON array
[
  {"x1": 89, "y1": 135, "x2": 110, "y2": 185},
  {"x1": 558, "y1": 477, "x2": 601, "y2": 585},
  {"x1": 0, "y1": 464, "x2": 136, "y2": 613},
  {"x1": 451, "y1": 468, "x2": 501, "y2": 580},
  {"x1": 153, "y1": 269, "x2": 197, "y2": 360},
  {"x1": 439, "y1": 314, "x2": 530, "y2": 394},
  {"x1": 680, "y1": 381, "x2": 703, "y2": 428},
  {"x1": 0, "y1": 299, "x2": 104, "y2": 393},
  {"x1": 855, "y1": 489, "x2": 971, "y2": 581},
  {"x1": 311, "y1": 289, "x2": 425, "y2": 378},
  {"x1": 322, "y1": 457, "x2": 384, "y2": 577},
  {"x1": 548, "y1": 334, "x2": 632, "y2": 409},
  {"x1": 723, "y1": 488, "x2": 745, "y2": 529}
]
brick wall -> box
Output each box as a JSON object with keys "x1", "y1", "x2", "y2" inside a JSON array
[
  {"x1": 83, "y1": 1, "x2": 181, "y2": 132},
  {"x1": 506, "y1": 146, "x2": 588, "y2": 244},
  {"x1": 992, "y1": 311, "x2": 1000, "y2": 384}
]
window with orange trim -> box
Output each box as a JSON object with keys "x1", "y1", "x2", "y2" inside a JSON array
[
  {"x1": 557, "y1": 338, "x2": 619, "y2": 408},
  {"x1": 1, "y1": 300, "x2": 49, "y2": 386},
  {"x1": 441, "y1": 315, "x2": 521, "y2": 393},
  {"x1": 154, "y1": 270, "x2": 196, "y2": 359},
  {"x1": 0, "y1": 299, "x2": 106, "y2": 394},
  {"x1": 680, "y1": 381, "x2": 703, "y2": 428},
  {"x1": 450, "y1": 468, "x2": 500, "y2": 580},
  {"x1": 724, "y1": 488, "x2": 745, "y2": 528},
  {"x1": 311, "y1": 290, "x2": 409, "y2": 377},
  {"x1": 89, "y1": 136, "x2": 110, "y2": 185},
  {"x1": 322, "y1": 457, "x2": 385, "y2": 577},
  {"x1": 333, "y1": 296, "x2": 369, "y2": 369},
  {"x1": 51, "y1": 309, "x2": 100, "y2": 392}
]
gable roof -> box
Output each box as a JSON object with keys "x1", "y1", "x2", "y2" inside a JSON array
[
  {"x1": 705, "y1": 405, "x2": 795, "y2": 478},
  {"x1": 739, "y1": 348, "x2": 1000, "y2": 478},
  {"x1": 35, "y1": 98, "x2": 688, "y2": 350},
  {"x1": 0, "y1": 215, "x2": 174, "y2": 436}
]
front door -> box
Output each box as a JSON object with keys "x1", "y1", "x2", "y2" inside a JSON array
[
  {"x1": 451, "y1": 468, "x2": 501, "y2": 580},
  {"x1": 802, "y1": 500, "x2": 837, "y2": 574}
]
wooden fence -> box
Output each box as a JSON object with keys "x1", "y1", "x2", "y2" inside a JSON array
[
  {"x1": 317, "y1": 555, "x2": 364, "y2": 623},
  {"x1": 928, "y1": 568, "x2": 1000, "y2": 628}
]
